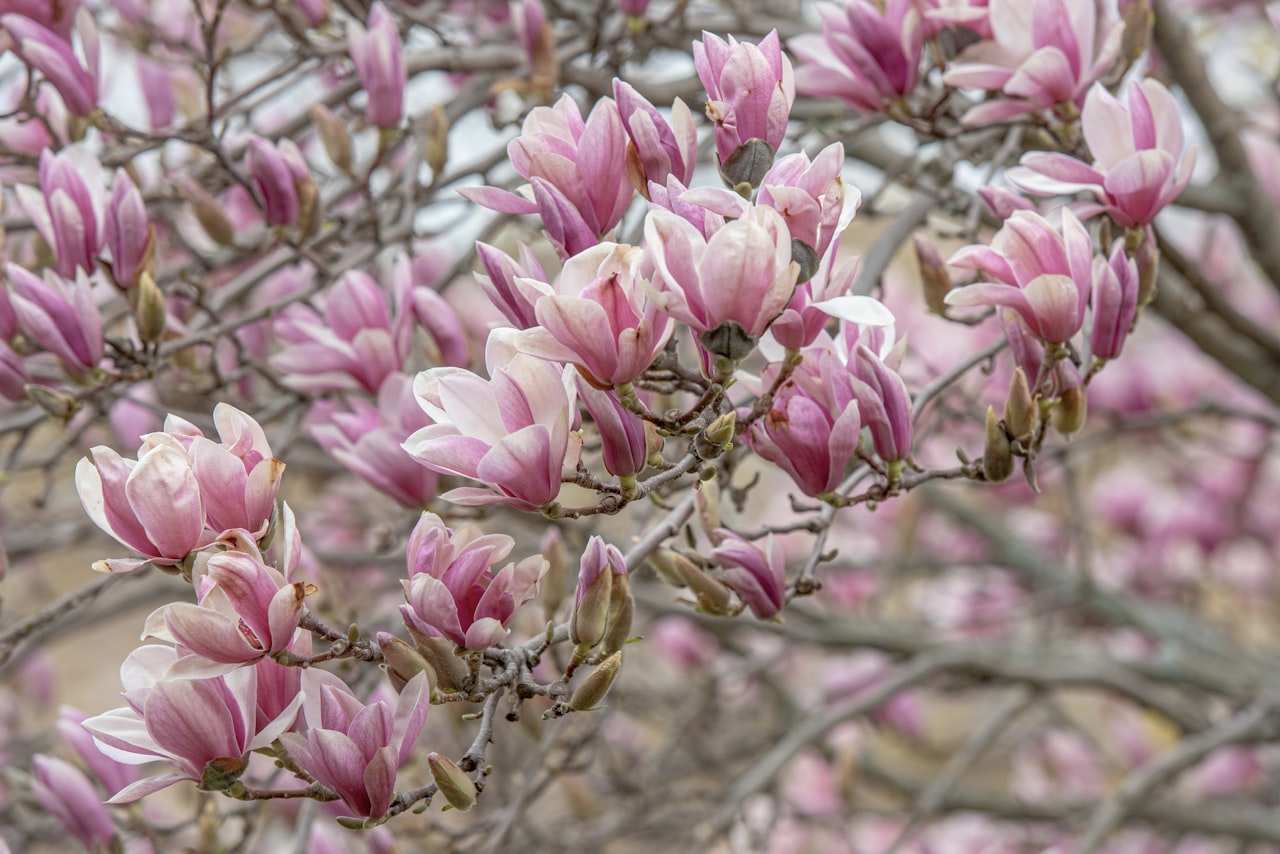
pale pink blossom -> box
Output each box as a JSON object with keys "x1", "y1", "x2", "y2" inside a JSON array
[
  {"x1": 5, "y1": 263, "x2": 103, "y2": 375},
  {"x1": 711, "y1": 529, "x2": 787, "y2": 619},
  {"x1": 612, "y1": 80, "x2": 698, "y2": 191},
  {"x1": 694, "y1": 30, "x2": 795, "y2": 164},
  {"x1": 15, "y1": 146, "x2": 104, "y2": 278},
  {"x1": 2, "y1": 9, "x2": 99, "y2": 116},
  {"x1": 31, "y1": 755, "x2": 117, "y2": 851},
  {"x1": 1010, "y1": 80, "x2": 1197, "y2": 227},
  {"x1": 348, "y1": 2, "x2": 405, "y2": 129}
]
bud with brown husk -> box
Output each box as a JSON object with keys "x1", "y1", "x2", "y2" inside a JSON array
[
  {"x1": 424, "y1": 103, "x2": 450, "y2": 179},
  {"x1": 1003, "y1": 367, "x2": 1036, "y2": 442},
  {"x1": 378, "y1": 632, "x2": 435, "y2": 694},
  {"x1": 982, "y1": 405, "x2": 1014, "y2": 483},
  {"x1": 647, "y1": 549, "x2": 734, "y2": 616},
  {"x1": 402, "y1": 626, "x2": 473, "y2": 694}
]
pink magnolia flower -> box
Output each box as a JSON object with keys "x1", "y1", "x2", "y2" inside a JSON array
[
  {"x1": 404, "y1": 335, "x2": 582, "y2": 510},
  {"x1": 151, "y1": 403, "x2": 285, "y2": 539},
  {"x1": 834, "y1": 310, "x2": 914, "y2": 463},
  {"x1": 711, "y1": 529, "x2": 787, "y2": 619},
  {"x1": 272, "y1": 266, "x2": 413, "y2": 394},
  {"x1": 475, "y1": 240, "x2": 547, "y2": 329},
  {"x1": 769, "y1": 241, "x2": 861, "y2": 350},
  {"x1": 569, "y1": 535, "x2": 627, "y2": 648},
  {"x1": 745, "y1": 366, "x2": 862, "y2": 497},
  {"x1": 104, "y1": 169, "x2": 154, "y2": 288},
  {"x1": 5, "y1": 263, "x2": 103, "y2": 375},
  {"x1": 645, "y1": 204, "x2": 799, "y2": 348},
  {"x1": 30, "y1": 755, "x2": 117, "y2": 851},
  {"x1": 513, "y1": 241, "x2": 674, "y2": 388},
  {"x1": 460, "y1": 95, "x2": 634, "y2": 259},
  {"x1": 757, "y1": 142, "x2": 860, "y2": 262},
  {"x1": 15, "y1": 146, "x2": 104, "y2": 278},
  {"x1": 58, "y1": 706, "x2": 141, "y2": 799},
  {"x1": 0, "y1": 341, "x2": 26, "y2": 401},
  {"x1": 789, "y1": 0, "x2": 925, "y2": 115},
  {"x1": 919, "y1": 0, "x2": 991, "y2": 38},
  {"x1": 245, "y1": 135, "x2": 311, "y2": 227},
  {"x1": 142, "y1": 550, "x2": 313, "y2": 678},
  {"x1": 2, "y1": 9, "x2": 99, "y2": 116},
  {"x1": 946, "y1": 208, "x2": 1093, "y2": 344},
  {"x1": 348, "y1": 2, "x2": 405, "y2": 130},
  {"x1": 1010, "y1": 80, "x2": 1197, "y2": 227},
  {"x1": 577, "y1": 380, "x2": 648, "y2": 480},
  {"x1": 612, "y1": 80, "x2": 698, "y2": 192},
  {"x1": 310, "y1": 373, "x2": 439, "y2": 509},
  {"x1": 400, "y1": 512, "x2": 547, "y2": 650},
  {"x1": 82, "y1": 645, "x2": 303, "y2": 803},
  {"x1": 1090, "y1": 240, "x2": 1140, "y2": 360},
  {"x1": 279, "y1": 669, "x2": 429, "y2": 821},
  {"x1": 694, "y1": 30, "x2": 795, "y2": 164},
  {"x1": 0, "y1": 0, "x2": 81, "y2": 37},
  {"x1": 942, "y1": 0, "x2": 1124, "y2": 124}
]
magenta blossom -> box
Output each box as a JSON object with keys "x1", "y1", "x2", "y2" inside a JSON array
[
  {"x1": 2, "y1": 9, "x2": 99, "y2": 116},
  {"x1": 15, "y1": 146, "x2": 104, "y2": 278},
  {"x1": 513, "y1": 241, "x2": 674, "y2": 388},
  {"x1": 711, "y1": 529, "x2": 788, "y2": 619},
  {"x1": 1009, "y1": 80, "x2": 1197, "y2": 227},
  {"x1": 5, "y1": 263, "x2": 103, "y2": 376},
  {"x1": 30, "y1": 755, "x2": 117, "y2": 851},
  {"x1": 142, "y1": 549, "x2": 314, "y2": 678},
  {"x1": 475, "y1": 240, "x2": 548, "y2": 329},
  {"x1": 404, "y1": 333, "x2": 582, "y2": 510},
  {"x1": 82, "y1": 645, "x2": 303, "y2": 803},
  {"x1": 460, "y1": 95, "x2": 634, "y2": 259},
  {"x1": 245, "y1": 135, "x2": 311, "y2": 227},
  {"x1": 757, "y1": 142, "x2": 860, "y2": 262},
  {"x1": 694, "y1": 30, "x2": 795, "y2": 164},
  {"x1": 946, "y1": 208, "x2": 1093, "y2": 344},
  {"x1": 612, "y1": 79, "x2": 698, "y2": 193},
  {"x1": 1090, "y1": 240, "x2": 1140, "y2": 360},
  {"x1": 943, "y1": 0, "x2": 1124, "y2": 124},
  {"x1": 279, "y1": 669, "x2": 429, "y2": 821},
  {"x1": 348, "y1": 2, "x2": 405, "y2": 129},
  {"x1": 310, "y1": 373, "x2": 439, "y2": 509},
  {"x1": 789, "y1": 0, "x2": 925, "y2": 115},
  {"x1": 645, "y1": 204, "x2": 799, "y2": 347},
  {"x1": 400, "y1": 512, "x2": 547, "y2": 650},
  {"x1": 577, "y1": 380, "x2": 649, "y2": 480},
  {"x1": 104, "y1": 169, "x2": 154, "y2": 289}
]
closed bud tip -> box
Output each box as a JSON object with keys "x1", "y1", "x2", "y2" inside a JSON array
[
  {"x1": 428, "y1": 752, "x2": 477, "y2": 811},
  {"x1": 982, "y1": 405, "x2": 1014, "y2": 483},
  {"x1": 569, "y1": 650, "x2": 622, "y2": 711}
]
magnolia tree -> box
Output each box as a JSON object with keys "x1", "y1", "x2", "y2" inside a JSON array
[{"x1": 2, "y1": 0, "x2": 1280, "y2": 851}]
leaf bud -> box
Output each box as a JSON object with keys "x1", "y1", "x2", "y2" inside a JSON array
[
  {"x1": 428, "y1": 752, "x2": 477, "y2": 811},
  {"x1": 982, "y1": 405, "x2": 1014, "y2": 483},
  {"x1": 569, "y1": 650, "x2": 622, "y2": 711}
]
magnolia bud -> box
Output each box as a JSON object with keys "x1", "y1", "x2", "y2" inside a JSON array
[
  {"x1": 294, "y1": 173, "x2": 321, "y2": 240},
  {"x1": 913, "y1": 234, "x2": 952, "y2": 316},
  {"x1": 1135, "y1": 230, "x2": 1159, "y2": 307},
  {"x1": 654, "y1": 550, "x2": 734, "y2": 616},
  {"x1": 982, "y1": 405, "x2": 1014, "y2": 483},
  {"x1": 181, "y1": 179, "x2": 235, "y2": 246},
  {"x1": 428, "y1": 752, "x2": 477, "y2": 811},
  {"x1": 1053, "y1": 384, "x2": 1087, "y2": 435},
  {"x1": 539, "y1": 527, "x2": 569, "y2": 620},
  {"x1": 695, "y1": 411, "x2": 737, "y2": 460},
  {"x1": 133, "y1": 271, "x2": 167, "y2": 347},
  {"x1": 26, "y1": 385, "x2": 79, "y2": 420},
  {"x1": 424, "y1": 103, "x2": 450, "y2": 178},
  {"x1": 402, "y1": 630, "x2": 472, "y2": 693},
  {"x1": 718, "y1": 138, "x2": 774, "y2": 193},
  {"x1": 696, "y1": 480, "x2": 723, "y2": 545},
  {"x1": 1003, "y1": 367, "x2": 1035, "y2": 442},
  {"x1": 601, "y1": 571, "x2": 634, "y2": 657},
  {"x1": 378, "y1": 632, "x2": 434, "y2": 694},
  {"x1": 569, "y1": 650, "x2": 622, "y2": 711},
  {"x1": 570, "y1": 563, "x2": 613, "y2": 650},
  {"x1": 310, "y1": 103, "x2": 353, "y2": 174}
]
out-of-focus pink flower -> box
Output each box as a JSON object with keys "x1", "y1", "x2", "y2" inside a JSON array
[
  {"x1": 1189, "y1": 746, "x2": 1262, "y2": 797},
  {"x1": 311, "y1": 373, "x2": 439, "y2": 509},
  {"x1": 245, "y1": 136, "x2": 311, "y2": 227},
  {"x1": 460, "y1": 95, "x2": 634, "y2": 259},
  {"x1": 612, "y1": 80, "x2": 698, "y2": 193},
  {"x1": 58, "y1": 706, "x2": 141, "y2": 798},
  {"x1": 404, "y1": 336, "x2": 582, "y2": 510},
  {"x1": 104, "y1": 169, "x2": 154, "y2": 288},
  {"x1": 348, "y1": 2, "x2": 405, "y2": 130},
  {"x1": 136, "y1": 55, "x2": 177, "y2": 129},
  {"x1": 296, "y1": 0, "x2": 330, "y2": 27},
  {"x1": 272, "y1": 267, "x2": 413, "y2": 394},
  {"x1": 0, "y1": 0, "x2": 80, "y2": 37},
  {"x1": 5, "y1": 263, "x2": 103, "y2": 375},
  {"x1": 0, "y1": 341, "x2": 26, "y2": 401},
  {"x1": 1010, "y1": 80, "x2": 1196, "y2": 227},
  {"x1": 15, "y1": 147, "x2": 104, "y2": 278},
  {"x1": 577, "y1": 380, "x2": 648, "y2": 480},
  {"x1": 475, "y1": 241, "x2": 547, "y2": 329},
  {"x1": 977, "y1": 184, "x2": 1036, "y2": 219},
  {"x1": 694, "y1": 30, "x2": 795, "y2": 164},
  {"x1": 618, "y1": 0, "x2": 649, "y2": 16},
  {"x1": 746, "y1": 361, "x2": 861, "y2": 497},
  {"x1": 279, "y1": 670, "x2": 428, "y2": 820},
  {"x1": 645, "y1": 204, "x2": 799, "y2": 348},
  {"x1": 919, "y1": 0, "x2": 991, "y2": 38},
  {"x1": 142, "y1": 550, "x2": 313, "y2": 678},
  {"x1": 1011, "y1": 728, "x2": 1106, "y2": 803},
  {"x1": 1090, "y1": 240, "x2": 1139, "y2": 360},
  {"x1": 31, "y1": 755, "x2": 117, "y2": 851},
  {"x1": 946, "y1": 208, "x2": 1093, "y2": 344},
  {"x1": 82, "y1": 645, "x2": 303, "y2": 803},
  {"x1": 943, "y1": 0, "x2": 1124, "y2": 124},
  {"x1": 2, "y1": 9, "x2": 99, "y2": 116},
  {"x1": 401, "y1": 513, "x2": 546, "y2": 650},
  {"x1": 401, "y1": 253, "x2": 471, "y2": 368},
  {"x1": 513, "y1": 242, "x2": 673, "y2": 388},
  {"x1": 769, "y1": 241, "x2": 861, "y2": 350},
  {"x1": 789, "y1": 0, "x2": 924, "y2": 114},
  {"x1": 757, "y1": 142, "x2": 859, "y2": 262},
  {"x1": 711, "y1": 529, "x2": 787, "y2": 619}
]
